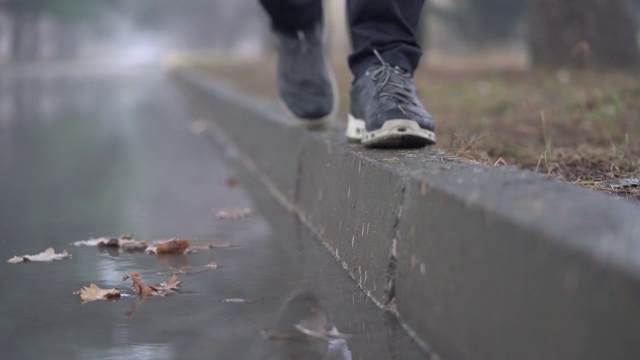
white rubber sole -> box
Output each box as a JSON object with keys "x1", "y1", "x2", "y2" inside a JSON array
[
  {"x1": 346, "y1": 114, "x2": 436, "y2": 148},
  {"x1": 346, "y1": 114, "x2": 366, "y2": 141}
]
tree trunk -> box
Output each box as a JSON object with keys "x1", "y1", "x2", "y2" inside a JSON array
[{"x1": 529, "y1": 0, "x2": 640, "y2": 68}]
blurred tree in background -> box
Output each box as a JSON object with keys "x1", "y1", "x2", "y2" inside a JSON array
[
  {"x1": 429, "y1": 0, "x2": 639, "y2": 68},
  {"x1": 0, "y1": 0, "x2": 267, "y2": 63},
  {"x1": 0, "y1": 0, "x2": 118, "y2": 61},
  {"x1": 448, "y1": 0, "x2": 526, "y2": 45},
  {"x1": 3, "y1": 0, "x2": 115, "y2": 19},
  {"x1": 0, "y1": 0, "x2": 638, "y2": 69},
  {"x1": 529, "y1": 0, "x2": 640, "y2": 68}
]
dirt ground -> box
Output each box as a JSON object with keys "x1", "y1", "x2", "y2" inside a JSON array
[{"x1": 177, "y1": 52, "x2": 640, "y2": 200}]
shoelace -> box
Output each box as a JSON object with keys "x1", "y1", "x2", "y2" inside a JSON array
[{"x1": 368, "y1": 50, "x2": 419, "y2": 108}]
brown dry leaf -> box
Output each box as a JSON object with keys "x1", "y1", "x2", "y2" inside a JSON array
[
  {"x1": 149, "y1": 239, "x2": 190, "y2": 254},
  {"x1": 123, "y1": 272, "x2": 158, "y2": 296},
  {"x1": 7, "y1": 247, "x2": 71, "y2": 263},
  {"x1": 74, "y1": 284, "x2": 121, "y2": 302},
  {"x1": 73, "y1": 237, "x2": 117, "y2": 247},
  {"x1": 156, "y1": 274, "x2": 182, "y2": 294},
  {"x1": 123, "y1": 272, "x2": 181, "y2": 297}
]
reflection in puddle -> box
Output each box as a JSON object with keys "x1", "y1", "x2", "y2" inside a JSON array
[
  {"x1": 263, "y1": 290, "x2": 352, "y2": 360},
  {"x1": 0, "y1": 74, "x2": 428, "y2": 359},
  {"x1": 97, "y1": 256, "x2": 135, "y2": 286},
  {"x1": 124, "y1": 295, "x2": 147, "y2": 318},
  {"x1": 81, "y1": 342, "x2": 175, "y2": 360},
  {"x1": 79, "y1": 344, "x2": 175, "y2": 360},
  {"x1": 155, "y1": 253, "x2": 190, "y2": 270},
  {"x1": 84, "y1": 326, "x2": 175, "y2": 359}
]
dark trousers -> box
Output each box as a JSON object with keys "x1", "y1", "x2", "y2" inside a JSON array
[{"x1": 258, "y1": 0, "x2": 425, "y2": 78}]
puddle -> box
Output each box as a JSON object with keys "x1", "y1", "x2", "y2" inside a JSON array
[{"x1": 0, "y1": 70, "x2": 427, "y2": 359}]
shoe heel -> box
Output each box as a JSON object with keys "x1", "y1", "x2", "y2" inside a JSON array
[{"x1": 346, "y1": 114, "x2": 366, "y2": 141}]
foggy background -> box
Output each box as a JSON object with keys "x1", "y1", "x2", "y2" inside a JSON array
[
  {"x1": 0, "y1": 0, "x2": 270, "y2": 65},
  {"x1": 1, "y1": 0, "x2": 638, "y2": 70}
]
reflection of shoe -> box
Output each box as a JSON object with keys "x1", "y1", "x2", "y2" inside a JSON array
[
  {"x1": 263, "y1": 290, "x2": 352, "y2": 360},
  {"x1": 275, "y1": 25, "x2": 337, "y2": 127},
  {"x1": 346, "y1": 51, "x2": 436, "y2": 148}
]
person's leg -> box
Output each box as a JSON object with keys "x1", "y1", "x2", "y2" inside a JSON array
[
  {"x1": 258, "y1": 0, "x2": 336, "y2": 124},
  {"x1": 347, "y1": 0, "x2": 424, "y2": 78},
  {"x1": 345, "y1": 0, "x2": 436, "y2": 148},
  {"x1": 259, "y1": 0, "x2": 322, "y2": 34},
  {"x1": 348, "y1": 0, "x2": 424, "y2": 78}
]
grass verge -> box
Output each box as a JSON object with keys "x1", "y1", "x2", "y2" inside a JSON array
[{"x1": 172, "y1": 52, "x2": 640, "y2": 200}]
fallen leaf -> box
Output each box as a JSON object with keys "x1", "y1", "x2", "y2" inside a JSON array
[
  {"x1": 123, "y1": 272, "x2": 181, "y2": 296},
  {"x1": 121, "y1": 274, "x2": 182, "y2": 317},
  {"x1": 148, "y1": 239, "x2": 190, "y2": 254},
  {"x1": 212, "y1": 208, "x2": 252, "y2": 220},
  {"x1": 73, "y1": 235, "x2": 148, "y2": 251},
  {"x1": 72, "y1": 237, "x2": 117, "y2": 247},
  {"x1": 156, "y1": 274, "x2": 182, "y2": 294},
  {"x1": 7, "y1": 248, "x2": 71, "y2": 263},
  {"x1": 123, "y1": 272, "x2": 156, "y2": 296},
  {"x1": 74, "y1": 284, "x2": 121, "y2": 302}
]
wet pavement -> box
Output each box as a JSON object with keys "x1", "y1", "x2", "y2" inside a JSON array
[{"x1": 0, "y1": 67, "x2": 426, "y2": 359}]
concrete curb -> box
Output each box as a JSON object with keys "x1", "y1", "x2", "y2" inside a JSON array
[{"x1": 173, "y1": 68, "x2": 640, "y2": 360}]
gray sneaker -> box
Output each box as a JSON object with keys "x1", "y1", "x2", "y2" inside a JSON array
[
  {"x1": 275, "y1": 25, "x2": 337, "y2": 127},
  {"x1": 346, "y1": 51, "x2": 436, "y2": 148}
]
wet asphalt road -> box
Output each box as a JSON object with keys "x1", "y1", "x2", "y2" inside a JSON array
[{"x1": 0, "y1": 67, "x2": 426, "y2": 360}]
